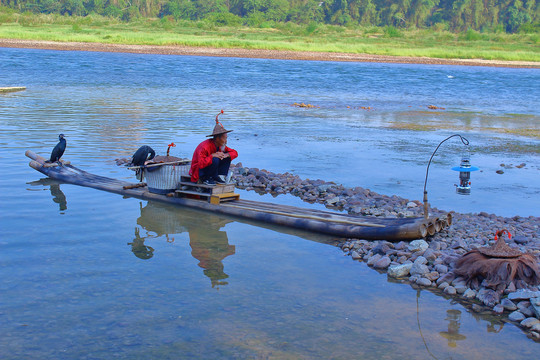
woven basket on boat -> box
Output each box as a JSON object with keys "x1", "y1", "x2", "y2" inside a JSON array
[{"x1": 144, "y1": 156, "x2": 190, "y2": 194}]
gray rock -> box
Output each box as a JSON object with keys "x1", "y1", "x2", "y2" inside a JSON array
[
  {"x1": 451, "y1": 277, "x2": 466, "y2": 287},
  {"x1": 408, "y1": 240, "x2": 429, "y2": 253},
  {"x1": 451, "y1": 239, "x2": 467, "y2": 249},
  {"x1": 372, "y1": 243, "x2": 391, "y2": 255},
  {"x1": 463, "y1": 289, "x2": 476, "y2": 299},
  {"x1": 504, "y1": 281, "x2": 517, "y2": 294},
  {"x1": 397, "y1": 256, "x2": 409, "y2": 264},
  {"x1": 508, "y1": 311, "x2": 526, "y2": 322},
  {"x1": 530, "y1": 297, "x2": 540, "y2": 318},
  {"x1": 387, "y1": 263, "x2": 413, "y2": 278},
  {"x1": 477, "y1": 289, "x2": 500, "y2": 307},
  {"x1": 416, "y1": 278, "x2": 432, "y2": 286},
  {"x1": 414, "y1": 256, "x2": 428, "y2": 265},
  {"x1": 444, "y1": 286, "x2": 457, "y2": 295},
  {"x1": 425, "y1": 271, "x2": 440, "y2": 281},
  {"x1": 438, "y1": 282, "x2": 449, "y2": 290},
  {"x1": 532, "y1": 324, "x2": 540, "y2": 332},
  {"x1": 492, "y1": 304, "x2": 504, "y2": 314},
  {"x1": 351, "y1": 250, "x2": 362, "y2": 260},
  {"x1": 317, "y1": 184, "x2": 331, "y2": 193},
  {"x1": 434, "y1": 264, "x2": 448, "y2": 274},
  {"x1": 437, "y1": 273, "x2": 455, "y2": 285},
  {"x1": 517, "y1": 302, "x2": 534, "y2": 317},
  {"x1": 409, "y1": 275, "x2": 420, "y2": 283},
  {"x1": 422, "y1": 248, "x2": 437, "y2": 262},
  {"x1": 373, "y1": 256, "x2": 391, "y2": 269},
  {"x1": 454, "y1": 284, "x2": 469, "y2": 294},
  {"x1": 410, "y1": 263, "x2": 430, "y2": 276},
  {"x1": 520, "y1": 317, "x2": 540, "y2": 328},
  {"x1": 501, "y1": 298, "x2": 518, "y2": 311},
  {"x1": 367, "y1": 254, "x2": 382, "y2": 266},
  {"x1": 508, "y1": 290, "x2": 540, "y2": 301},
  {"x1": 513, "y1": 236, "x2": 529, "y2": 245},
  {"x1": 406, "y1": 201, "x2": 418, "y2": 208},
  {"x1": 326, "y1": 197, "x2": 340, "y2": 205}
]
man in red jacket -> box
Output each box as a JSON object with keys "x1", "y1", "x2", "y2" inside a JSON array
[{"x1": 189, "y1": 117, "x2": 238, "y2": 185}]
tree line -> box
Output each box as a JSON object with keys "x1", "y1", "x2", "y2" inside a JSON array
[{"x1": 1, "y1": 0, "x2": 538, "y2": 33}]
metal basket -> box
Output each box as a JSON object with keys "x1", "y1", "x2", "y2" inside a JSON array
[{"x1": 144, "y1": 162, "x2": 190, "y2": 194}]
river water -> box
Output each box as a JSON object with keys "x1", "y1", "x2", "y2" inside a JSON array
[{"x1": 1, "y1": 47, "x2": 539, "y2": 359}]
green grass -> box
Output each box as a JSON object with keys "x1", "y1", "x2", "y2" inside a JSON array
[{"x1": 1, "y1": 11, "x2": 539, "y2": 62}]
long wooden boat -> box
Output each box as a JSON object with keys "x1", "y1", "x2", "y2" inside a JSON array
[{"x1": 26, "y1": 150, "x2": 451, "y2": 241}]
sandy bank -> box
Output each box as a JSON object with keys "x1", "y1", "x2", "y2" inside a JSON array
[{"x1": 1, "y1": 38, "x2": 539, "y2": 68}]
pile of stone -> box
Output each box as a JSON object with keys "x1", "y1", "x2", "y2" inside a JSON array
[
  {"x1": 231, "y1": 164, "x2": 540, "y2": 341},
  {"x1": 232, "y1": 164, "x2": 429, "y2": 218},
  {"x1": 341, "y1": 238, "x2": 540, "y2": 341}
]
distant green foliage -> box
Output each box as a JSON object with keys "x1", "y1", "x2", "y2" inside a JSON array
[
  {"x1": 0, "y1": 0, "x2": 538, "y2": 33},
  {"x1": 383, "y1": 25, "x2": 401, "y2": 37},
  {"x1": 205, "y1": 11, "x2": 242, "y2": 26},
  {"x1": 462, "y1": 28, "x2": 482, "y2": 41}
]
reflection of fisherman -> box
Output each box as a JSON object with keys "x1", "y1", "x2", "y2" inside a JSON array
[
  {"x1": 189, "y1": 111, "x2": 238, "y2": 185},
  {"x1": 133, "y1": 202, "x2": 235, "y2": 286},
  {"x1": 189, "y1": 226, "x2": 235, "y2": 288},
  {"x1": 128, "y1": 227, "x2": 155, "y2": 260}
]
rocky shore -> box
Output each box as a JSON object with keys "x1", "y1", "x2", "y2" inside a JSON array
[
  {"x1": 231, "y1": 164, "x2": 540, "y2": 341},
  {"x1": 1, "y1": 39, "x2": 539, "y2": 69}
]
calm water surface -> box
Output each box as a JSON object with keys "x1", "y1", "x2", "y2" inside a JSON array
[{"x1": 1, "y1": 48, "x2": 539, "y2": 359}]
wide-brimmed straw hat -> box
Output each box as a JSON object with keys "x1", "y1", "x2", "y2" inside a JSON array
[
  {"x1": 207, "y1": 110, "x2": 233, "y2": 137},
  {"x1": 478, "y1": 229, "x2": 522, "y2": 258}
]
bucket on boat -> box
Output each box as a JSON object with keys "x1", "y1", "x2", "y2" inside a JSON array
[{"x1": 144, "y1": 160, "x2": 190, "y2": 194}]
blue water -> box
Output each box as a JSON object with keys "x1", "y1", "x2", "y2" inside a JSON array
[{"x1": 1, "y1": 47, "x2": 539, "y2": 359}]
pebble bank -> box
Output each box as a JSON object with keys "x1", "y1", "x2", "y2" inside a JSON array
[{"x1": 231, "y1": 164, "x2": 540, "y2": 341}]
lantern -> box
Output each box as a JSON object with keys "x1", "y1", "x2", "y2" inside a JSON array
[
  {"x1": 451, "y1": 150, "x2": 479, "y2": 195},
  {"x1": 423, "y1": 134, "x2": 477, "y2": 219}
]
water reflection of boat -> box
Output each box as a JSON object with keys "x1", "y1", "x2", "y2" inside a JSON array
[
  {"x1": 136, "y1": 202, "x2": 235, "y2": 287},
  {"x1": 26, "y1": 150, "x2": 450, "y2": 241}
]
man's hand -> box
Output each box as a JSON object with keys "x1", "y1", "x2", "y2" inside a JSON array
[{"x1": 212, "y1": 152, "x2": 229, "y2": 160}]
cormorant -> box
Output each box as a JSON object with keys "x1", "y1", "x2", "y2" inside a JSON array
[
  {"x1": 131, "y1": 145, "x2": 155, "y2": 167},
  {"x1": 131, "y1": 145, "x2": 156, "y2": 182},
  {"x1": 49, "y1": 134, "x2": 66, "y2": 163}
]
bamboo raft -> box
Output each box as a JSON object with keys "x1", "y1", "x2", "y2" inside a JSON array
[
  {"x1": 26, "y1": 150, "x2": 451, "y2": 241},
  {"x1": 0, "y1": 87, "x2": 26, "y2": 93}
]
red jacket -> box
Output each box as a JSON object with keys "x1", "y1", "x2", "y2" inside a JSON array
[{"x1": 189, "y1": 139, "x2": 238, "y2": 182}]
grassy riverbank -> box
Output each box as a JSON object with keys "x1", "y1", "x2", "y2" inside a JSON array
[{"x1": 1, "y1": 10, "x2": 539, "y2": 62}]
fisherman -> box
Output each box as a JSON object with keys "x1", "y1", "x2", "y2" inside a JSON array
[{"x1": 189, "y1": 111, "x2": 238, "y2": 185}]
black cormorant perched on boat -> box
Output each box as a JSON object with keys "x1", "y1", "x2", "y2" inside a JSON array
[
  {"x1": 48, "y1": 134, "x2": 66, "y2": 163},
  {"x1": 131, "y1": 145, "x2": 155, "y2": 181},
  {"x1": 131, "y1": 145, "x2": 155, "y2": 167}
]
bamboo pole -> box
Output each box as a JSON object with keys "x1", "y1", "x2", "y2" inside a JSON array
[
  {"x1": 127, "y1": 160, "x2": 190, "y2": 170},
  {"x1": 222, "y1": 202, "x2": 386, "y2": 227}
]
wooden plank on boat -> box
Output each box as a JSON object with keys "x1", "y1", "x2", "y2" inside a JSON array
[
  {"x1": 179, "y1": 181, "x2": 235, "y2": 194},
  {"x1": 212, "y1": 184, "x2": 235, "y2": 194},
  {"x1": 210, "y1": 193, "x2": 240, "y2": 204},
  {"x1": 176, "y1": 189, "x2": 210, "y2": 197},
  {"x1": 0, "y1": 87, "x2": 26, "y2": 93},
  {"x1": 25, "y1": 149, "x2": 449, "y2": 241}
]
